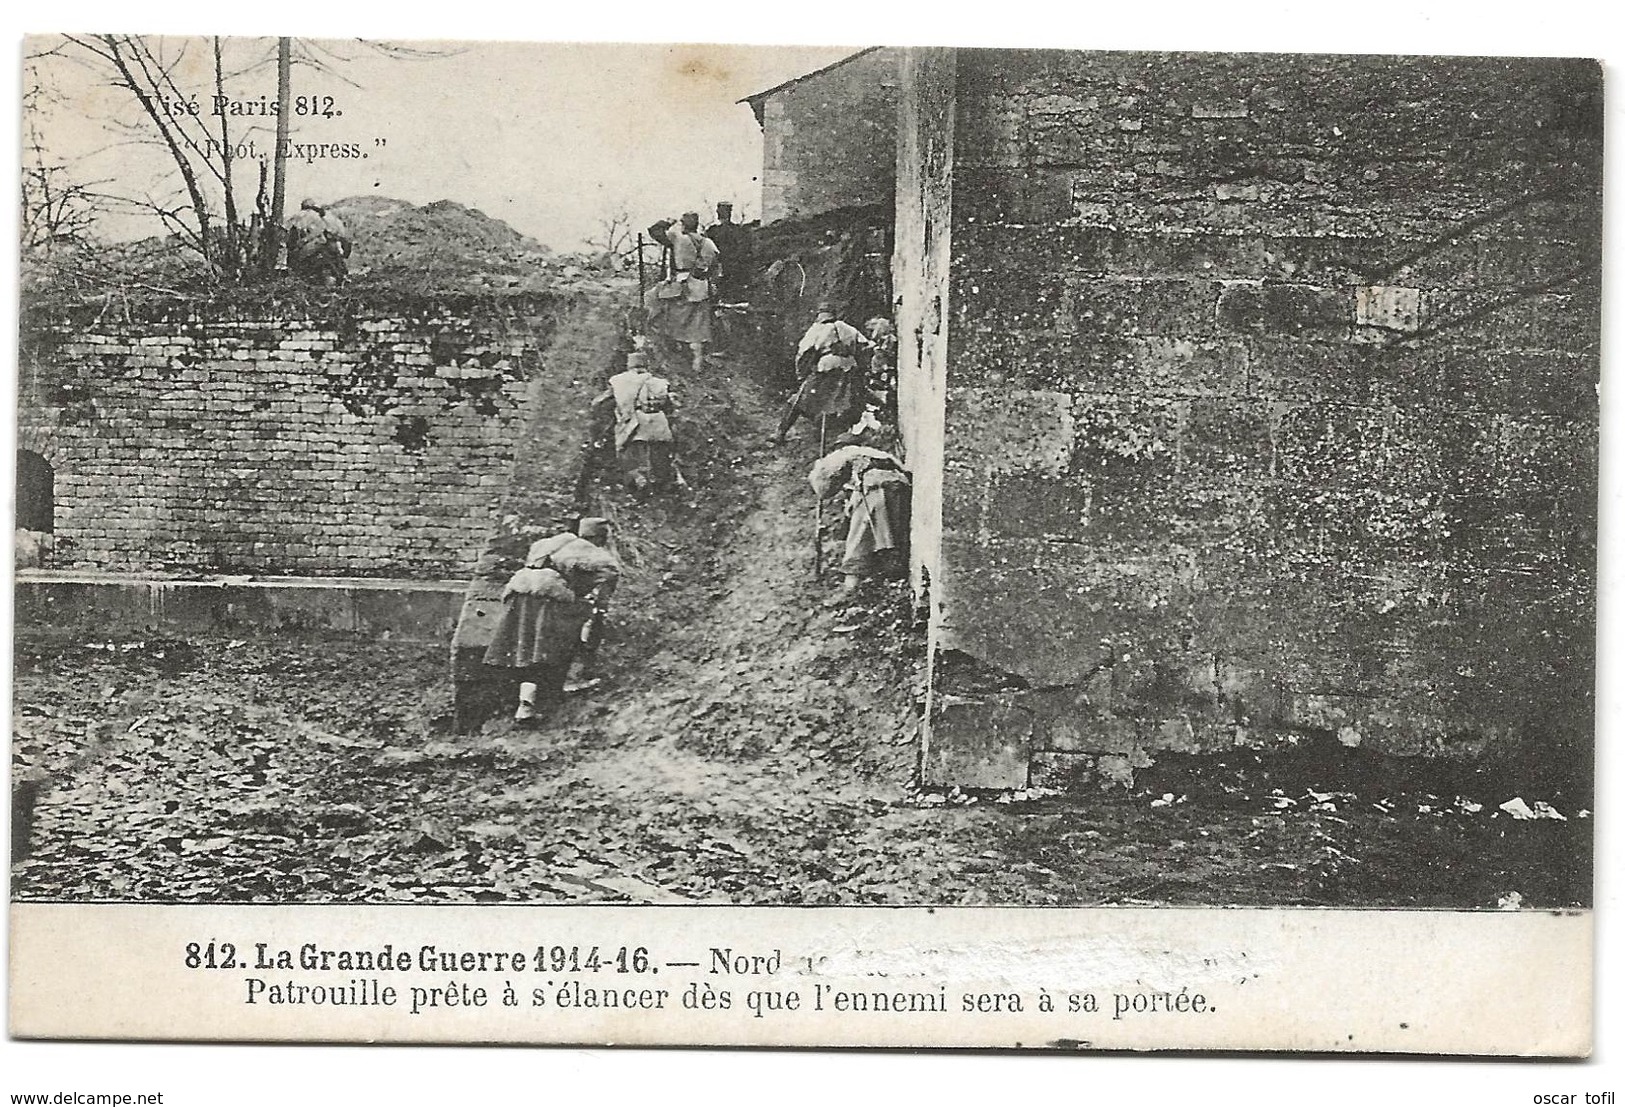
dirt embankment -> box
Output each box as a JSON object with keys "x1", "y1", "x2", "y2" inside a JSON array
[{"x1": 10, "y1": 283, "x2": 1592, "y2": 909}]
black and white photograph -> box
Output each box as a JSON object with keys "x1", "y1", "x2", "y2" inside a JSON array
[{"x1": 4, "y1": 2, "x2": 1610, "y2": 1074}]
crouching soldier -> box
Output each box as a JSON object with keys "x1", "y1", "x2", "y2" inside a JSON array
[
  {"x1": 286, "y1": 197, "x2": 351, "y2": 286},
  {"x1": 484, "y1": 517, "x2": 620, "y2": 724},
  {"x1": 809, "y1": 445, "x2": 910, "y2": 602}
]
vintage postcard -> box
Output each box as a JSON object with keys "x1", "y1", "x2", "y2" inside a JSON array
[{"x1": 8, "y1": 30, "x2": 1600, "y2": 1058}]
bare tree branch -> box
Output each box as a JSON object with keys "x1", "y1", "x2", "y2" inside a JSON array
[
  {"x1": 94, "y1": 34, "x2": 216, "y2": 266},
  {"x1": 34, "y1": 32, "x2": 461, "y2": 287}
]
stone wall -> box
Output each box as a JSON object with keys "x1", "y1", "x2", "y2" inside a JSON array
[
  {"x1": 753, "y1": 48, "x2": 900, "y2": 224},
  {"x1": 913, "y1": 50, "x2": 1602, "y2": 787},
  {"x1": 17, "y1": 292, "x2": 573, "y2": 577}
]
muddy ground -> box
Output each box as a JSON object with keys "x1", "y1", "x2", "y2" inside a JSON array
[
  {"x1": 9, "y1": 616, "x2": 1590, "y2": 908},
  {"x1": 10, "y1": 314, "x2": 1591, "y2": 909}
]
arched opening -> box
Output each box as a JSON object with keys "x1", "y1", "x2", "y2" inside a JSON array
[
  {"x1": 16, "y1": 450, "x2": 53, "y2": 533},
  {"x1": 15, "y1": 450, "x2": 55, "y2": 569}
]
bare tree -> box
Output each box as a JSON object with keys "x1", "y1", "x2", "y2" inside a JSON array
[
  {"x1": 34, "y1": 34, "x2": 460, "y2": 285},
  {"x1": 50, "y1": 34, "x2": 255, "y2": 276},
  {"x1": 586, "y1": 203, "x2": 636, "y2": 267},
  {"x1": 20, "y1": 66, "x2": 98, "y2": 256},
  {"x1": 262, "y1": 37, "x2": 292, "y2": 279}
]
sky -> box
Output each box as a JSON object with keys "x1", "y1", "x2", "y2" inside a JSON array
[{"x1": 26, "y1": 37, "x2": 857, "y2": 249}]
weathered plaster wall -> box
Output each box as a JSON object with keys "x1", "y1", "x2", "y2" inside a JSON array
[
  {"x1": 890, "y1": 48, "x2": 986, "y2": 785},
  {"x1": 917, "y1": 49, "x2": 1601, "y2": 787},
  {"x1": 756, "y1": 48, "x2": 901, "y2": 224},
  {"x1": 17, "y1": 293, "x2": 572, "y2": 577}
]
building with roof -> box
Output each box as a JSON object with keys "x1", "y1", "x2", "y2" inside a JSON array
[
  {"x1": 741, "y1": 47, "x2": 900, "y2": 224},
  {"x1": 748, "y1": 46, "x2": 1600, "y2": 792}
]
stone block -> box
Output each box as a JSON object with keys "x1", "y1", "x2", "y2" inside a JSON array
[
  {"x1": 1095, "y1": 750, "x2": 1151, "y2": 788},
  {"x1": 1247, "y1": 339, "x2": 1380, "y2": 404},
  {"x1": 1131, "y1": 337, "x2": 1249, "y2": 396},
  {"x1": 954, "y1": 268, "x2": 1067, "y2": 331},
  {"x1": 985, "y1": 472, "x2": 1090, "y2": 539},
  {"x1": 1354, "y1": 285, "x2": 1423, "y2": 332},
  {"x1": 1036, "y1": 711, "x2": 1140, "y2": 754},
  {"x1": 1071, "y1": 278, "x2": 1220, "y2": 337},
  {"x1": 1217, "y1": 282, "x2": 1352, "y2": 336},
  {"x1": 934, "y1": 537, "x2": 1195, "y2": 686},
  {"x1": 955, "y1": 168, "x2": 1075, "y2": 225},
  {"x1": 921, "y1": 694, "x2": 1032, "y2": 789},
  {"x1": 940, "y1": 459, "x2": 986, "y2": 533},
  {"x1": 1071, "y1": 396, "x2": 1180, "y2": 476},
  {"x1": 1109, "y1": 231, "x2": 1273, "y2": 281},
  {"x1": 1191, "y1": 101, "x2": 1249, "y2": 119},
  {"x1": 1180, "y1": 399, "x2": 1274, "y2": 481},
  {"x1": 945, "y1": 388, "x2": 1073, "y2": 476}
]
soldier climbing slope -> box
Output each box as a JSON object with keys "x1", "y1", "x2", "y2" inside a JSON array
[
  {"x1": 774, "y1": 301, "x2": 875, "y2": 446},
  {"x1": 643, "y1": 211, "x2": 720, "y2": 374},
  {"x1": 483, "y1": 517, "x2": 620, "y2": 725},
  {"x1": 603, "y1": 350, "x2": 677, "y2": 498}
]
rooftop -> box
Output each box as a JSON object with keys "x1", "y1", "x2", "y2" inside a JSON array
[{"x1": 738, "y1": 46, "x2": 884, "y2": 125}]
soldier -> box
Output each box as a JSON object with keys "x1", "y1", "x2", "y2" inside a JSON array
[
  {"x1": 864, "y1": 316, "x2": 899, "y2": 424},
  {"x1": 809, "y1": 446, "x2": 911, "y2": 602},
  {"x1": 286, "y1": 198, "x2": 351, "y2": 286},
  {"x1": 643, "y1": 212, "x2": 719, "y2": 374},
  {"x1": 706, "y1": 201, "x2": 752, "y2": 303},
  {"x1": 485, "y1": 518, "x2": 620, "y2": 724},
  {"x1": 774, "y1": 301, "x2": 874, "y2": 445},
  {"x1": 603, "y1": 351, "x2": 676, "y2": 496}
]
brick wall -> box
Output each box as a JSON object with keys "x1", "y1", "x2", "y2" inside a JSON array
[
  {"x1": 754, "y1": 48, "x2": 900, "y2": 224},
  {"x1": 911, "y1": 50, "x2": 1601, "y2": 787},
  {"x1": 17, "y1": 293, "x2": 572, "y2": 577}
]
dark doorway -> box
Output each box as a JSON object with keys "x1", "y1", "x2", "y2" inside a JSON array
[{"x1": 16, "y1": 450, "x2": 54, "y2": 533}]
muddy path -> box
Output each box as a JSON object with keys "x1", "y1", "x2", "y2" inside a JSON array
[{"x1": 10, "y1": 304, "x2": 1591, "y2": 909}]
